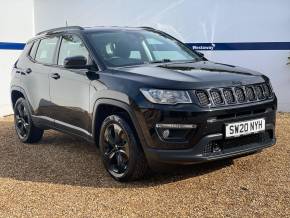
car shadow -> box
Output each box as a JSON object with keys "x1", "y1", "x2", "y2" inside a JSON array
[{"x1": 0, "y1": 122, "x2": 233, "y2": 188}]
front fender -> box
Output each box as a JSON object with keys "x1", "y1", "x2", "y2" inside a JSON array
[
  {"x1": 91, "y1": 97, "x2": 148, "y2": 150},
  {"x1": 10, "y1": 86, "x2": 34, "y2": 114}
]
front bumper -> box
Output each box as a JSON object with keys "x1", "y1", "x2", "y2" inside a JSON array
[
  {"x1": 134, "y1": 98, "x2": 277, "y2": 165},
  {"x1": 143, "y1": 132, "x2": 275, "y2": 164}
]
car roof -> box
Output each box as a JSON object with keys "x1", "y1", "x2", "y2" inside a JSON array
[
  {"x1": 84, "y1": 26, "x2": 154, "y2": 32},
  {"x1": 30, "y1": 26, "x2": 155, "y2": 42}
]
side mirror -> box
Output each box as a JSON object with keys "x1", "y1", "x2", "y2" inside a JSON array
[{"x1": 64, "y1": 56, "x2": 87, "y2": 69}]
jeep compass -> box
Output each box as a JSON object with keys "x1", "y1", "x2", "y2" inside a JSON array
[{"x1": 10, "y1": 26, "x2": 276, "y2": 181}]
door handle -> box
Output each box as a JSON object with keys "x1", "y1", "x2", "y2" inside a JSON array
[
  {"x1": 26, "y1": 68, "x2": 32, "y2": 74},
  {"x1": 51, "y1": 73, "x2": 60, "y2": 80}
]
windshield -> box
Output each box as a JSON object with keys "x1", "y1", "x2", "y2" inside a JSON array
[{"x1": 87, "y1": 30, "x2": 201, "y2": 67}]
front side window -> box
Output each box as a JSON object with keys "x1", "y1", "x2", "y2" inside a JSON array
[
  {"x1": 87, "y1": 30, "x2": 201, "y2": 67},
  {"x1": 29, "y1": 40, "x2": 39, "y2": 59},
  {"x1": 35, "y1": 37, "x2": 58, "y2": 64},
  {"x1": 58, "y1": 35, "x2": 89, "y2": 65}
]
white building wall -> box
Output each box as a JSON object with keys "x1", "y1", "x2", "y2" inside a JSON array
[
  {"x1": 34, "y1": 0, "x2": 290, "y2": 111},
  {"x1": 1, "y1": 0, "x2": 289, "y2": 116},
  {"x1": 0, "y1": 0, "x2": 34, "y2": 116}
]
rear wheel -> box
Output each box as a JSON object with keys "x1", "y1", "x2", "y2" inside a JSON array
[
  {"x1": 99, "y1": 115, "x2": 148, "y2": 181},
  {"x1": 14, "y1": 98, "x2": 44, "y2": 143}
]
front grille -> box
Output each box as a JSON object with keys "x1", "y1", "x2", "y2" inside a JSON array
[
  {"x1": 235, "y1": 87, "x2": 246, "y2": 103},
  {"x1": 222, "y1": 132, "x2": 271, "y2": 150},
  {"x1": 204, "y1": 131, "x2": 272, "y2": 154},
  {"x1": 211, "y1": 89, "x2": 224, "y2": 105},
  {"x1": 195, "y1": 82, "x2": 273, "y2": 107},
  {"x1": 196, "y1": 90, "x2": 210, "y2": 106},
  {"x1": 255, "y1": 85, "x2": 265, "y2": 100},
  {"x1": 245, "y1": 86, "x2": 256, "y2": 101},
  {"x1": 223, "y1": 89, "x2": 235, "y2": 104},
  {"x1": 262, "y1": 83, "x2": 272, "y2": 98}
]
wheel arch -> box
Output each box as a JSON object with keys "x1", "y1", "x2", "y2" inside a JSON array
[
  {"x1": 11, "y1": 86, "x2": 27, "y2": 107},
  {"x1": 92, "y1": 99, "x2": 147, "y2": 150},
  {"x1": 11, "y1": 90, "x2": 25, "y2": 108},
  {"x1": 11, "y1": 86, "x2": 35, "y2": 114}
]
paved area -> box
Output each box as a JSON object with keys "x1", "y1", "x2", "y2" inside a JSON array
[{"x1": 0, "y1": 114, "x2": 289, "y2": 217}]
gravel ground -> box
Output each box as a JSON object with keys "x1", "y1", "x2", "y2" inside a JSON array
[{"x1": 0, "y1": 113, "x2": 289, "y2": 217}]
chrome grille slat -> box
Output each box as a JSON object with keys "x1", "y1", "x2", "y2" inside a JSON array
[
  {"x1": 195, "y1": 82, "x2": 273, "y2": 107},
  {"x1": 219, "y1": 88, "x2": 227, "y2": 105}
]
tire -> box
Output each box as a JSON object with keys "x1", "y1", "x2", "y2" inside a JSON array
[
  {"x1": 14, "y1": 98, "x2": 44, "y2": 143},
  {"x1": 99, "y1": 114, "x2": 149, "y2": 182}
]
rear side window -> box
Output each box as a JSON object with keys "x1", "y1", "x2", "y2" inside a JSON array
[
  {"x1": 58, "y1": 35, "x2": 89, "y2": 65},
  {"x1": 35, "y1": 37, "x2": 58, "y2": 64}
]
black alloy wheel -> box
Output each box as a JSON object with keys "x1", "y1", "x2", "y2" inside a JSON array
[
  {"x1": 15, "y1": 100, "x2": 31, "y2": 139},
  {"x1": 99, "y1": 115, "x2": 148, "y2": 181},
  {"x1": 14, "y1": 98, "x2": 43, "y2": 143},
  {"x1": 103, "y1": 123, "x2": 130, "y2": 176}
]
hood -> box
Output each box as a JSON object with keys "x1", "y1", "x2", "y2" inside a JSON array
[{"x1": 109, "y1": 61, "x2": 266, "y2": 89}]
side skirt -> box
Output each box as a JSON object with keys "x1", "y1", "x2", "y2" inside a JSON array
[{"x1": 31, "y1": 115, "x2": 95, "y2": 143}]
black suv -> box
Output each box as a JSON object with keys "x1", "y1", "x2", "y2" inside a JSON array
[{"x1": 11, "y1": 26, "x2": 276, "y2": 181}]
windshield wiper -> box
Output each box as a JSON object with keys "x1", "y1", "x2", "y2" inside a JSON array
[
  {"x1": 149, "y1": 59, "x2": 172, "y2": 64},
  {"x1": 149, "y1": 58, "x2": 201, "y2": 64}
]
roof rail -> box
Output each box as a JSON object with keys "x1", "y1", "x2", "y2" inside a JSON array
[
  {"x1": 139, "y1": 26, "x2": 156, "y2": 30},
  {"x1": 36, "y1": 26, "x2": 84, "y2": 36}
]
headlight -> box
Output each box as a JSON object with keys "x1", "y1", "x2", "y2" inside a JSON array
[{"x1": 140, "y1": 88, "x2": 192, "y2": 105}]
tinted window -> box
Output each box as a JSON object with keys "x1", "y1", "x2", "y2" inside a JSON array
[
  {"x1": 29, "y1": 41, "x2": 39, "y2": 59},
  {"x1": 58, "y1": 35, "x2": 89, "y2": 65},
  {"x1": 146, "y1": 37, "x2": 188, "y2": 60},
  {"x1": 35, "y1": 37, "x2": 58, "y2": 64},
  {"x1": 87, "y1": 30, "x2": 200, "y2": 67}
]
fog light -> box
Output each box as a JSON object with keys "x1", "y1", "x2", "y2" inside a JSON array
[
  {"x1": 155, "y1": 123, "x2": 197, "y2": 142},
  {"x1": 212, "y1": 143, "x2": 222, "y2": 153},
  {"x1": 162, "y1": 129, "x2": 170, "y2": 139}
]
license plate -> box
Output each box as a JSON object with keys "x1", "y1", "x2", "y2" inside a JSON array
[{"x1": 225, "y1": 118, "x2": 265, "y2": 138}]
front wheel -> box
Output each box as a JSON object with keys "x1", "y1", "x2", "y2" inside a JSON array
[
  {"x1": 99, "y1": 115, "x2": 148, "y2": 182},
  {"x1": 14, "y1": 98, "x2": 44, "y2": 143}
]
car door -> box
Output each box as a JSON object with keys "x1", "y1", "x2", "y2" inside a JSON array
[
  {"x1": 22, "y1": 36, "x2": 59, "y2": 120},
  {"x1": 49, "y1": 34, "x2": 92, "y2": 138}
]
